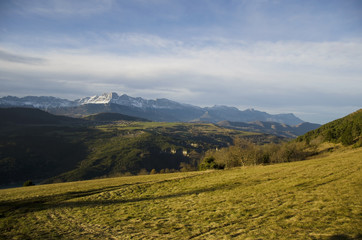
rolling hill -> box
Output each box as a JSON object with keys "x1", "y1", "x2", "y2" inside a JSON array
[
  {"x1": 83, "y1": 112, "x2": 150, "y2": 122},
  {"x1": 0, "y1": 107, "x2": 360, "y2": 239},
  {"x1": 0, "y1": 146, "x2": 360, "y2": 239},
  {"x1": 0, "y1": 107, "x2": 84, "y2": 125},
  {"x1": 1, "y1": 108, "x2": 279, "y2": 186},
  {"x1": 297, "y1": 109, "x2": 362, "y2": 147},
  {"x1": 1, "y1": 108, "x2": 359, "y2": 186}
]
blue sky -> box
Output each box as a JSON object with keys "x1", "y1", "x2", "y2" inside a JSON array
[{"x1": 0, "y1": 0, "x2": 361, "y2": 123}]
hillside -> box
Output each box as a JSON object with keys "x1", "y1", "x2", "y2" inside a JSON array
[
  {"x1": 0, "y1": 107, "x2": 84, "y2": 125},
  {"x1": 0, "y1": 147, "x2": 361, "y2": 239},
  {"x1": 83, "y1": 112, "x2": 150, "y2": 122},
  {"x1": 41, "y1": 122, "x2": 279, "y2": 184},
  {"x1": 297, "y1": 109, "x2": 362, "y2": 146},
  {"x1": 1, "y1": 108, "x2": 280, "y2": 185}
]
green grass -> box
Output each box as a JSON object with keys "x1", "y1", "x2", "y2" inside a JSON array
[{"x1": 1, "y1": 148, "x2": 361, "y2": 239}]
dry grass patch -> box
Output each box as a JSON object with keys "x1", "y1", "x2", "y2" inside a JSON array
[{"x1": 1, "y1": 148, "x2": 361, "y2": 239}]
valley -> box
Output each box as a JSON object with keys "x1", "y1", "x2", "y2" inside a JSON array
[
  {"x1": 1, "y1": 108, "x2": 282, "y2": 185},
  {"x1": 0, "y1": 106, "x2": 360, "y2": 239},
  {"x1": 1, "y1": 1, "x2": 361, "y2": 239}
]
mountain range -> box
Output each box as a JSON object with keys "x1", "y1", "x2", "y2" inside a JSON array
[
  {"x1": 0, "y1": 92, "x2": 308, "y2": 126},
  {"x1": 217, "y1": 120, "x2": 321, "y2": 138}
]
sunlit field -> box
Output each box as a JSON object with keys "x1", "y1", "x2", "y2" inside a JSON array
[{"x1": 1, "y1": 147, "x2": 361, "y2": 239}]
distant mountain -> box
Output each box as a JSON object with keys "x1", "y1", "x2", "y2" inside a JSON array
[
  {"x1": 0, "y1": 96, "x2": 77, "y2": 109},
  {"x1": 196, "y1": 106, "x2": 304, "y2": 126},
  {"x1": 218, "y1": 120, "x2": 321, "y2": 138},
  {"x1": 48, "y1": 103, "x2": 202, "y2": 122},
  {"x1": 0, "y1": 92, "x2": 305, "y2": 126},
  {"x1": 297, "y1": 109, "x2": 362, "y2": 146},
  {"x1": 77, "y1": 92, "x2": 197, "y2": 110}
]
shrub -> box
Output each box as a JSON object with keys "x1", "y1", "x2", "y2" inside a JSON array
[
  {"x1": 199, "y1": 156, "x2": 225, "y2": 170},
  {"x1": 23, "y1": 180, "x2": 34, "y2": 187},
  {"x1": 198, "y1": 137, "x2": 315, "y2": 170},
  {"x1": 180, "y1": 162, "x2": 197, "y2": 172},
  {"x1": 270, "y1": 142, "x2": 309, "y2": 163},
  {"x1": 138, "y1": 168, "x2": 148, "y2": 175}
]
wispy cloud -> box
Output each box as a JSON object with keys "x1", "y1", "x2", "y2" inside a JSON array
[
  {"x1": 0, "y1": 49, "x2": 46, "y2": 64},
  {"x1": 14, "y1": 0, "x2": 114, "y2": 17}
]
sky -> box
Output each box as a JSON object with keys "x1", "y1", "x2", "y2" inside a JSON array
[{"x1": 0, "y1": 0, "x2": 361, "y2": 124}]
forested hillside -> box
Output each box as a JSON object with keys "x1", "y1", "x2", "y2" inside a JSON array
[
  {"x1": 200, "y1": 109, "x2": 362, "y2": 170},
  {"x1": 1, "y1": 108, "x2": 279, "y2": 185},
  {"x1": 297, "y1": 109, "x2": 362, "y2": 146}
]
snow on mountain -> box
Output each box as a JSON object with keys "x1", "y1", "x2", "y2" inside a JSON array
[
  {"x1": 76, "y1": 92, "x2": 119, "y2": 105},
  {"x1": 0, "y1": 92, "x2": 305, "y2": 126},
  {"x1": 76, "y1": 92, "x2": 195, "y2": 110},
  {"x1": 0, "y1": 92, "x2": 194, "y2": 110}
]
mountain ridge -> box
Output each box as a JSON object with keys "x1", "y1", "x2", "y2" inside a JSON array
[
  {"x1": 217, "y1": 120, "x2": 321, "y2": 138},
  {"x1": 297, "y1": 109, "x2": 362, "y2": 146},
  {"x1": 0, "y1": 92, "x2": 305, "y2": 126}
]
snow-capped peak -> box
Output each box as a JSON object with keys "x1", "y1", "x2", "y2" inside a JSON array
[
  {"x1": 77, "y1": 92, "x2": 119, "y2": 105},
  {"x1": 75, "y1": 92, "x2": 187, "y2": 109}
]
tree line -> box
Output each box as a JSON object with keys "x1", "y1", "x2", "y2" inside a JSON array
[{"x1": 199, "y1": 138, "x2": 317, "y2": 170}]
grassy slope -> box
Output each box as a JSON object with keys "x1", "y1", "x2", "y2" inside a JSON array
[
  {"x1": 0, "y1": 147, "x2": 361, "y2": 239},
  {"x1": 47, "y1": 122, "x2": 261, "y2": 182}
]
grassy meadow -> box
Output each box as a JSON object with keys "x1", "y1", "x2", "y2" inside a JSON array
[{"x1": 0, "y1": 147, "x2": 361, "y2": 239}]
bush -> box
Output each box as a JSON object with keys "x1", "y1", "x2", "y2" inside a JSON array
[
  {"x1": 23, "y1": 180, "x2": 34, "y2": 187},
  {"x1": 180, "y1": 162, "x2": 197, "y2": 172},
  {"x1": 270, "y1": 142, "x2": 310, "y2": 163},
  {"x1": 199, "y1": 156, "x2": 225, "y2": 170},
  {"x1": 138, "y1": 168, "x2": 148, "y2": 175}
]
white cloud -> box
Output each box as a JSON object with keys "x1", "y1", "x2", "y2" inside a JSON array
[{"x1": 0, "y1": 34, "x2": 361, "y2": 122}]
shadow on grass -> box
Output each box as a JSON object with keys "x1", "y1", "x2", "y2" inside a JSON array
[
  {"x1": 0, "y1": 183, "x2": 137, "y2": 217},
  {"x1": 329, "y1": 234, "x2": 362, "y2": 240},
  {"x1": 0, "y1": 176, "x2": 239, "y2": 218}
]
